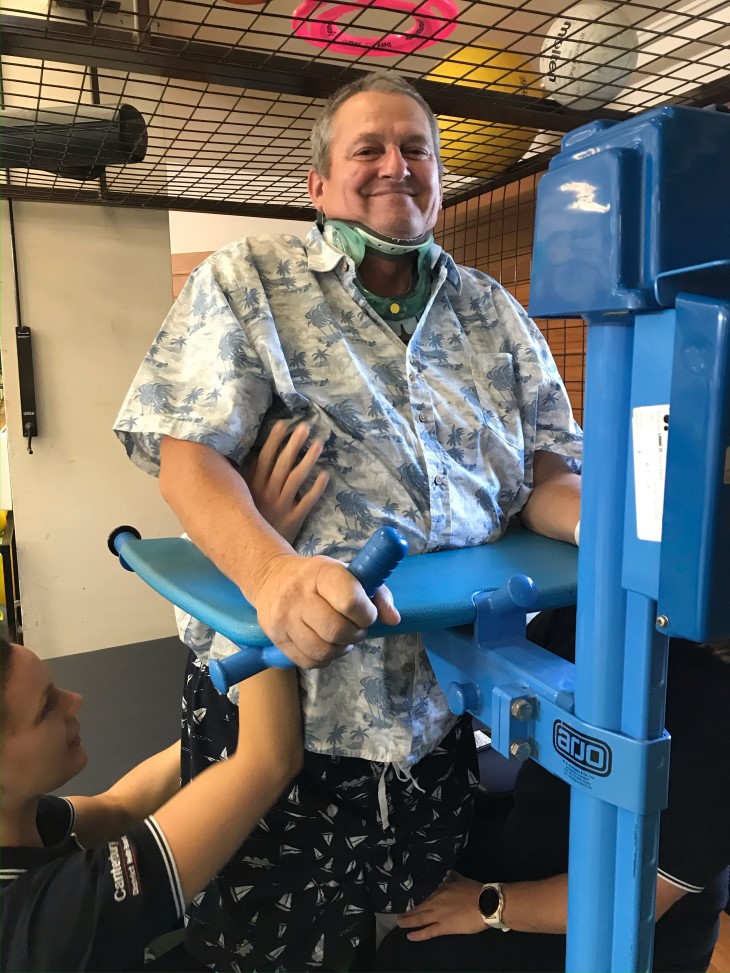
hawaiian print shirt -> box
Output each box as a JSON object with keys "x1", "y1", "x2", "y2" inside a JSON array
[{"x1": 114, "y1": 225, "x2": 582, "y2": 765}]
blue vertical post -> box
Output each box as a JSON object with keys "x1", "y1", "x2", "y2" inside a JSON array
[
  {"x1": 530, "y1": 106, "x2": 730, "y2": 973},
  {"x1": 570, "y1": 314, "x2": 676, "y2": 971},
  {"x1": 568, "y1": 314, "x2": 635, "y2": 970},
  {"x1": 612, "y1": 591, "x2": 669, "y2": 971}
]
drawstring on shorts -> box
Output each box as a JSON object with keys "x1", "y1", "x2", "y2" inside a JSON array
[{"x1": 376, "y1": 762, "x2": 426, "y2": 830}]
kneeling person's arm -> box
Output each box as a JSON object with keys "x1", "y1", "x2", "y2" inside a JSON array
[{"x1": 153, "y1": 665, "x2": 302, "y2": 902}]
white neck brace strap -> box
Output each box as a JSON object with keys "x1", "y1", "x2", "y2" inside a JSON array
[{"x1": 321, "y1": 218, "x2": 433, "y2": 264}]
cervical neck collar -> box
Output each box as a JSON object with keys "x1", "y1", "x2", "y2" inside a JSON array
[
  {"x1": 319, "y1": 216, "x2": 434, "y2": 322},
  {"x1": 321, "y1": 218, "x2": 434, "y2": 264}
]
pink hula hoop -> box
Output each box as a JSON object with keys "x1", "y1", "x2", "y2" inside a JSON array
[{"x1": 292, "y1": 0, "x2": 459, "y2": 56}]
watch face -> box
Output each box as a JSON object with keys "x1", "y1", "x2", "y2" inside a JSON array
[{"x1": 478, "y1": 886, "x2": 500, "y2": 919}]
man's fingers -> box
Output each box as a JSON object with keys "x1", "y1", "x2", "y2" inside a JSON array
[
  {"x1": 298, "y1": 563, "x2": 379, "y2": 638},
  {"x1": 278, "y1": 633, "x2": 355, "y2": 670},
  {"x1": 279, "y1": 613, "x2": 359, "y2": 669},
  {"x1": 302, "y1": 598, "x2": 369, "y2": 651},
  {"x1": 256, "y1": 557, "x2": 375, "y2": 670},
  {"x1": 318, "y1": 576, "x2": 378, "y2": 630},
  {"x1": 372, "y1": 585, "x2": 400, "y2": 626}
]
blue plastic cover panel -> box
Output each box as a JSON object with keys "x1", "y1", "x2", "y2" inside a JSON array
[
  {"x1": 114, "y1": 529, "x2": 578, "y2": 647},
  {"x1": 622, "y1": 310, "x2": 676, "y2": 601},
  {"x1": 530, "y1": 106, "x2": 730, "y2": 317},
  {"x1": 658, "y1": 294, "x2": 730, "y2": 641},
  {"x1": 531, "y1": 146, "x2": 644, "y2": 315}
]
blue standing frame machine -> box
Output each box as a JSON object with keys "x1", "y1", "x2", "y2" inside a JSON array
[
  {"x1": 525, "y1": 105, "x2": 730, "y2": 971},
  {"x1": 110, "y1": 105, "x2": 730, "y2": 973}
]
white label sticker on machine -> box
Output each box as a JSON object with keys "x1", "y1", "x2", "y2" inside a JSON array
[{"x1": 632, "y1": 405, "x2": 670, "y2": 542}]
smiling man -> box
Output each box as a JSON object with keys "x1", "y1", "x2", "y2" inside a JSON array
[{"x1": 115, "y1": 71, "x2": 583, "y2": 972}]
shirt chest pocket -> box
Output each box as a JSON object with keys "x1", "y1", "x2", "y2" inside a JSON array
[{"x1": 470, "y1": 353, "x2": 538, "y2": 453}]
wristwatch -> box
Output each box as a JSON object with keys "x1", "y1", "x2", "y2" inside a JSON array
[{"x1": 478, "y1": 882, "x2": 510, "y2": 931}]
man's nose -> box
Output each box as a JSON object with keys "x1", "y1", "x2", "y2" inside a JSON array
[{"x1": 379, "y1": 145, "x2": 410, "y2": 179}]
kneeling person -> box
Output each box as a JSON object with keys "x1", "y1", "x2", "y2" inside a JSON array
[{"x1": 0, "y1": 634, "x2": 302, "y2": 972}]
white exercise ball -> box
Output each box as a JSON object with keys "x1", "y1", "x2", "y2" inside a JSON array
[{"x1": 539, "y1": 1, "x2": 638, "y2": 109}]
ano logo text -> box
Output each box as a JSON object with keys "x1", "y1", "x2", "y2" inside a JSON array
[{"x1": 553, "y1": 720, "x2": 612, "y2": 777}]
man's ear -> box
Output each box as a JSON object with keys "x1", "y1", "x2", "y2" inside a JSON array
[{"x1": 308, "y1": 169, "x2": 324, "y2": 210}]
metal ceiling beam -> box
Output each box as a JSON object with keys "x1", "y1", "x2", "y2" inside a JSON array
[
  {"x1": 443, "y1": 146, "x2": 558, "y2": 208},
  {"x1": 667, "y1": 75, "x2": 730, "y2": 109},
  {"x1": 0, "y1": 180, "x2": 317, "y2": 218},
  {"x1": 0, "y1": 13, "x2": 629, "y2": 132},
  {"x1": 0, "y1": 147, "x2": 555, "y2": 215}
]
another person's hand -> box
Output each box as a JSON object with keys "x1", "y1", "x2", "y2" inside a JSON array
[
  {"x1": 252, "y1": 551, "x2": 400, "y2": 669},
  {"x1": 397, "y1": 872, "x2": 485, "y2": 940},
  {"x1": 243, "y1": 420, "x2": 329, "y2": 545}
]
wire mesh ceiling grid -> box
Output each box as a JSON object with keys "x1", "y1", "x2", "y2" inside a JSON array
[{"x1": 1, "y1": 0, "x2": 728, "y2": 215}]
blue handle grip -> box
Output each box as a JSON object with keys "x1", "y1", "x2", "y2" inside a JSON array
[
  {"x1": 209, "y1": 526, "x2": 408, "y2": 693},
  {"x1": 348, "y1": 526, "x2": 409, "y2": 597}
]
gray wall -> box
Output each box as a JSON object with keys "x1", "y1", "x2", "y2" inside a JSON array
[{"x1": 52, "y1": 636, "x2": 187, "y2": 796}]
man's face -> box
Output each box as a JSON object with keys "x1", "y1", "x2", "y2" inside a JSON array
[
  {"x1": 308, "y1": 91, "x2": 443, "y2": 241},
  {"x1": 1, "y1": 644, "x2": 87, "y2": 803}
]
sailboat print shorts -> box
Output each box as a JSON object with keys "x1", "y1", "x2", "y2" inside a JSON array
[{"x1": 180, "y1": 652, "x2": 479, "y2": 972}]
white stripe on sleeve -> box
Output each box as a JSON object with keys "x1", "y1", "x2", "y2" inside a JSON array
[
  {"x1": 144, "y1": 816, "x2": 186, "y2": 918},
  {"x1": 658, "y1": 869, "x2": 704, "y2": 894}
]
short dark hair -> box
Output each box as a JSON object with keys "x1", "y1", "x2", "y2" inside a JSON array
[{"x1": 310, "y1": 70, "x2": 442, "y2": 178}]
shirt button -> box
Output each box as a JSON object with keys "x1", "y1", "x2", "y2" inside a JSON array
[
  {"x1": 418, "y1": 413, "x2": 427, "y2": 423},
  {"x1": 434, "y1": 475, "x2": 445, "y2": 487}
]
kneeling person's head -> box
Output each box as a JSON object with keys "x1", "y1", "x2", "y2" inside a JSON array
[{"x1": 1, "y1": 634, "x2": 87, "y2": 808}]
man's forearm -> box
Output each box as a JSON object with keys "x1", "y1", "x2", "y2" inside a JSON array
[
  {"x1": 158, "y1": 435, "x2": 389, "y2": 671},
  {"x1": 521, "y1": 451, "x2": 581, "y2": 545},
  {"x1": 159, "y1": 435, "x2": 293, "y2": 604}
]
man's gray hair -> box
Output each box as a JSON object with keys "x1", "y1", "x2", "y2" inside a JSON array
[{"x1": 310, "y1": 70, "x2": 442, "y2": 177}]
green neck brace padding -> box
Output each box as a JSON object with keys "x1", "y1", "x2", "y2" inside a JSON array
[
  {"x1": 321, "y1": 218, "x2": 434, "y2": 322},
  {"x1": 354, "y1": 246, "x2": 433, "y2": 322}
]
